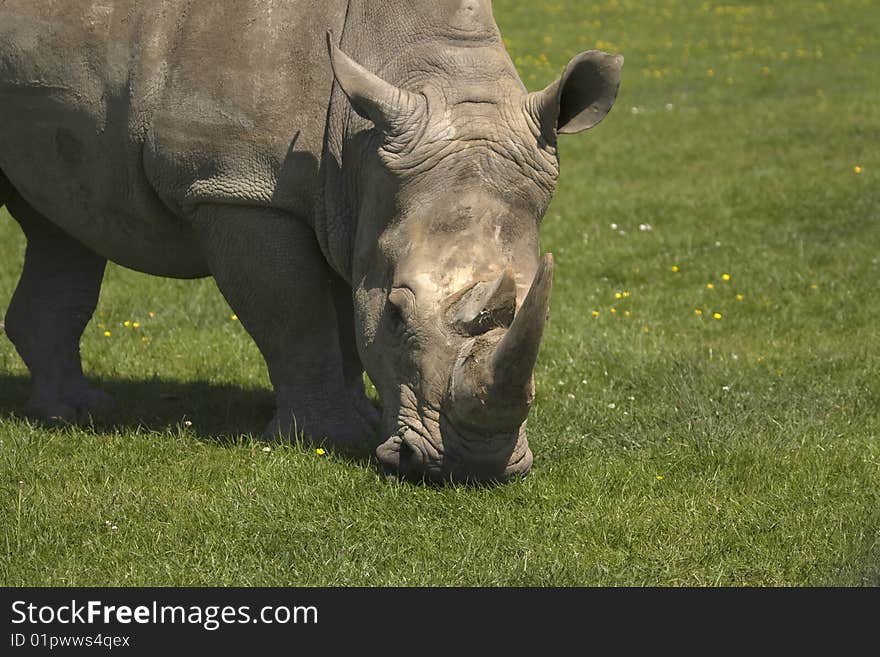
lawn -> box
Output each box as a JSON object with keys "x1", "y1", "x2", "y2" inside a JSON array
[{"x1": 1, "y1": 0, "x2": 878, "y2": 586}]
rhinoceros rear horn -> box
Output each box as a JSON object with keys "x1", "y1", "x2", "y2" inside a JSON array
[
  {"x1": 451, "y1": 268, "x2": 517, "y2": 336},
  {"x1": 326, "y1": 31, "x2": 426, "y2": 139}
]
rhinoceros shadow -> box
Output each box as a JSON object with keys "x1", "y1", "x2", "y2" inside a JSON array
[{"x1": 0, "y1": 372, "x2": 377, "y2": 455}]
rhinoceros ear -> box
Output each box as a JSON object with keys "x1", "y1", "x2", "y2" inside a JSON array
[
  {"x1": 326, "y1": 31, "x2": 426, "y2": 139},
  {"x1": 529, "y1": 50, "x2": 623, "y2": 137}
]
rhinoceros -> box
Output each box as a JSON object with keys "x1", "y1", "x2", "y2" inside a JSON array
[{"x1": 0, "y1": 0, "x2": 622, "y2": 482}]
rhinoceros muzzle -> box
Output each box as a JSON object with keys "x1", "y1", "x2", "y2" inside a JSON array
[
  {"x1": 376, "y1": 417, "x2": 533, "y2": 484},
  {"x1": 376, "y1": 254, "x2": 552, "y2": 483}
]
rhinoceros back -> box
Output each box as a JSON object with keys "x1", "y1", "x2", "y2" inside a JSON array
[{"x1": 0, "y1": 0, "x2": 346, "y2": 277}]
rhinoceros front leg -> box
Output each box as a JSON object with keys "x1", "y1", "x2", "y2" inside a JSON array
[
  {"x1": 3, "y1": 193, "x2": 113, "y2": 422},
  {"x1": 192, "y1": 204, "x2": 378, "y2": 446},
  {"x1": 329, "y1": 274, "x2": 382, "y2": 430}
]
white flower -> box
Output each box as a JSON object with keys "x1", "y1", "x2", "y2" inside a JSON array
[
  {"x1": 607, "y1": 403, "x2": 617, "y2": 409},
  {"x1": 639, "y1": 223, "x2": 653, "y2": 232},
  {"x1": 665, "y1": 103, "x2": 674, "y2": 111}
]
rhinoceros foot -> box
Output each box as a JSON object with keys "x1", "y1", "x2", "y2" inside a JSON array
[
  {"x1": 25, "y1": 385, "x2": 116, "y2": 425},
  {"x1": 262, "y1": 402, "x2": 379, "y2": 449}
]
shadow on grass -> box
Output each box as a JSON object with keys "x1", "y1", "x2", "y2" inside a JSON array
[
  {"x1": 0, "y1": 373, "x2": 389, "y2": 477},
  {"x1": 0, "y1": 373, "x2": 387, "y2": 466},
  {"x1": 0, "y1": 374, "x2": 525, "y2": 486},
  {"x1": 0, "y1": 372, "x2": 275, "y2": 444}
]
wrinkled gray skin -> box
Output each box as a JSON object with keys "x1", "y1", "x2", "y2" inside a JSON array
[{"x1": 0, "y1": 0, "x2": 622, "y2": 482}]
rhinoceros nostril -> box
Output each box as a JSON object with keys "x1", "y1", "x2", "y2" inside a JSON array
[
  {"x1": 397, "y1": 438, "x2": 417, "y2": 472},
  {"x1": 377, "y1": 429, "x2": 426, "y2": 476}
]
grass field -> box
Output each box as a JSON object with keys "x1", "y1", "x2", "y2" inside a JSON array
[{"x1": 2, "y1": 0, "x2": 878, "y2": 586}]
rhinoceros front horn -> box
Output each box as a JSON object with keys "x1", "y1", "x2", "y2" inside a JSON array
[
  {"x1": 326, "y1": 31, "x2": 426, "y2": 139},
  {"x1": 449, "y1": 254, "x2": 554, "y2": 433}
]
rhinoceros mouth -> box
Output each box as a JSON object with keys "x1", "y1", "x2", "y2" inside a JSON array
[{"x1": 375, "y1": 410, "x2": 533, "y2": 484}]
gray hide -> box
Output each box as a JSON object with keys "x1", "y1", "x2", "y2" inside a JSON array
[{"x1": 0, "y1": 0, "x2": 622, "y2": 482}]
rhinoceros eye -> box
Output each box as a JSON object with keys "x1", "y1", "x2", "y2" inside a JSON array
[{"x1": 387, "y1": 287, "x2": 415, "y2": 333}]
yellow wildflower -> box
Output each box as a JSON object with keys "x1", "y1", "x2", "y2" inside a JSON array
[
  {"x1": 103, "y1": 331, "x2": 112, "y2": 337},
  {"x1": 854, "y1": 165, "x2": 862, "y2": 174},
  {"x1": 736, "y1": 294, "x2": 744, "y2": 301},
  {"x1": 591, "y1": 310, "x2": 600, "y2": 318},
  {"x1": 694, "y1": 309, "x2": 703, "y2": 316},
  {"x1": 706, "y1": 283, "x2": 715, "y2": 290},
  {"x1": 316, "y1": 448, "x2": 326, "y2": 456},
  {"x1": 671, "y1": 265, "x2": 680, "y2": 273},
  {"x1": 722, "y1": 273, "x2": 731, "y2": 281},
  {"x1": 231, "y1": 314, "x2": 239, "y2": 321},
  {"x1": 656, "y1": 475, "x2": 664, "y2": 481},
  {"x1": 713, "y1": 312, "x2": 723, "y2": 320}
]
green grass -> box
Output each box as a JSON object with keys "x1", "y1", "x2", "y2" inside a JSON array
[{"x1": 2, "y1": 0, "x2": 879, "y2": 586}]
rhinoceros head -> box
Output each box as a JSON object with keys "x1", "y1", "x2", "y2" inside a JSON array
[{"x1": 327, "y1": 35, "x2": 622, "y2": 482}]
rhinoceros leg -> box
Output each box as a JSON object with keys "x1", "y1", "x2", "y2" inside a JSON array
[
  {"x1": 329, "y1": 275, "x2": 382, "y2": 430},
  {"x1": 3, "y1": 192, "x2": 113, "y2": 422},
  {"x1": 193, "y1": 205, "x2": 378, "y2": 446}
]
